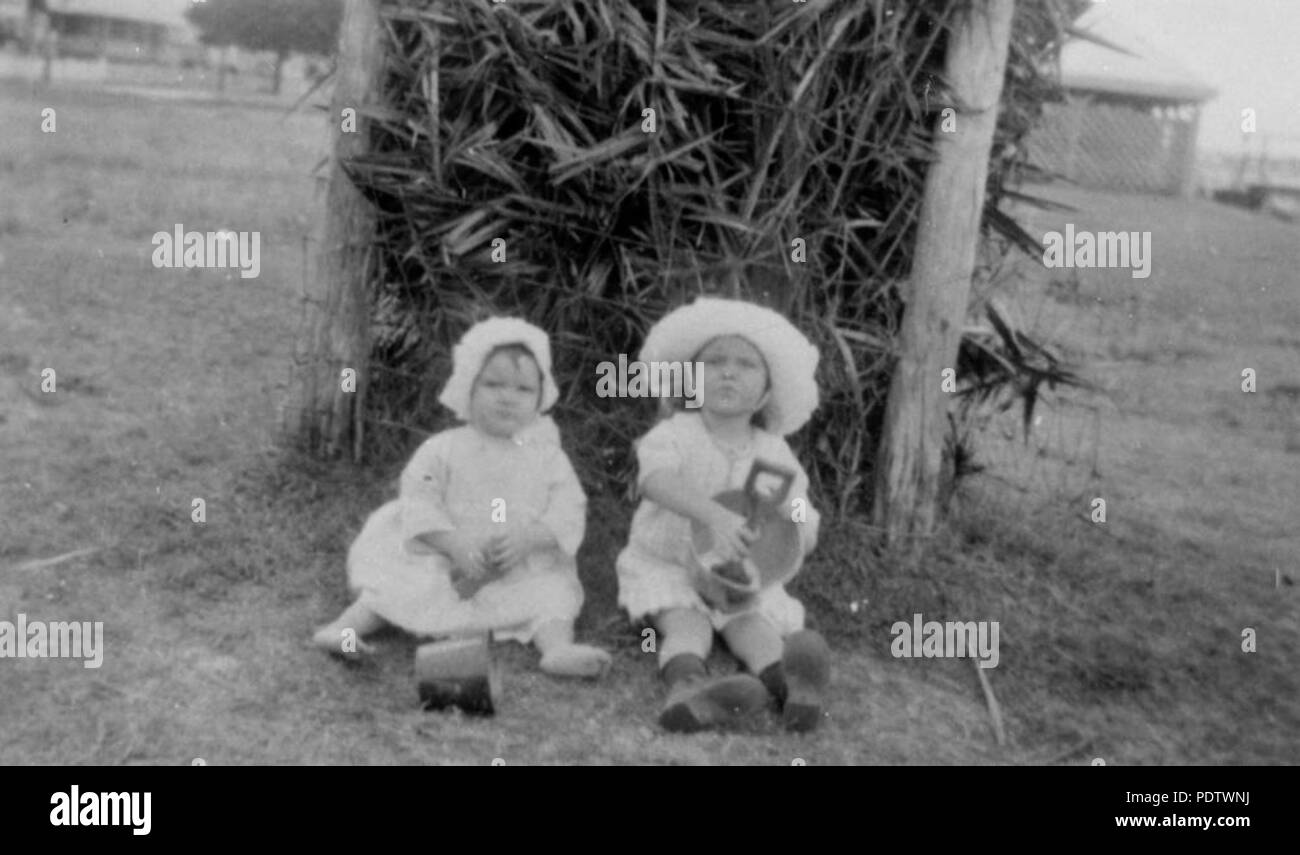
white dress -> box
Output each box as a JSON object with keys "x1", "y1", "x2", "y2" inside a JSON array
[
  {"x1": 615, "y1": 412, "x2": 821, "y2": 634},
  {"x1": 346, "y1": 418, "x2": 586, "y2": 643}
]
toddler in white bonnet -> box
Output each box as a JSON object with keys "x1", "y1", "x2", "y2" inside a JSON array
[{"x1": 313, "y1": 317, "x2": 610, "y2": 679}]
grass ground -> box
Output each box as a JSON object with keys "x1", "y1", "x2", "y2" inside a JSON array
[{"x1": 1, "y1": 82, "x2": 1297, "y2": 765}]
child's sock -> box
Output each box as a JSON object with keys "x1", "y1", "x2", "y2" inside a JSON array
[
  {"x1": 539, "y1": 644, "x2": 612, "y2": 679},
  {"x1": 311, "y1": 623, "x2": 377, "y2": 660},
  {"x1": 779, "y1": 630, "x2": 831, "y2": 732},
  {"x1": 312, "y1": 602, "x2": 383, "y2": 660},
  {"x1": 662, "y1": 652, "x2": 708, "y2": 687},
  {"x1": 534, "y1": 620, "x2": 611, "y2": 679}
]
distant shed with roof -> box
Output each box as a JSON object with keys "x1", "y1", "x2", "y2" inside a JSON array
[
  {"x1": 1027, "y1": 9, "x2": 1217, "y2": 197},
  {"x1": 30, "y1": 0, "x2": 198, "y2": 63}
]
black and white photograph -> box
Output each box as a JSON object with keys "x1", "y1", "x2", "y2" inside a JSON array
[{"x1": 1, "y1": 0, "x2": 1295, "y2": 788}]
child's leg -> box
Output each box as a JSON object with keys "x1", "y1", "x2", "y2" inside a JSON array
[
  {"x1": 533, "y1": 619, "x2": 611, "y2": 679},
  {"x1": 723, "y1": 614, "x2": 831, "y2": 732},
  {"x1": 719, "y1": 612, "x2": 784, "y2": 675},
  {"x1": 312, "y1": 601, "x2": 385, "y2": 658},
  {"x1": 655, "y1": 606, "x2": 714, "y2": 669},
  {"x1": 654, "y1": 607, "x2": 768, "y2": 733}
]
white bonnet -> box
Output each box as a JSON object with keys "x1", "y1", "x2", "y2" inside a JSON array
[
  {"x1": 438, "y1": 317, "x2": 560, "y2": 421},
  {"x1": 639, "y1": 297, "x2": 820, "y2": 436}
]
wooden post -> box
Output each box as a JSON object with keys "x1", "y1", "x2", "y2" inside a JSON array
[
  {"x1": 1064, "y1": 94, "x2": 1082, "y2": 180},
  {"x1": 1177, "y1": 104, "x2": 1202, "y2": 198},
  {"x1": 271, "y1": 49, "x2": 286, "y2": 95},
  {"x1": 871, "y1": 0, "x2": 1016, "y2": 551},
  {"x1": 285, "y1": 0, "x2": 384, "y2": 460},
  {"x1": 217, "y1": 45, "x2": 229, "y2": 93},
  {"x1": 41, "y1": 28, "x2": 54, "y2": 84}
]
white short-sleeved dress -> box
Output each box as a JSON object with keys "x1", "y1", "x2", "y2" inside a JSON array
[
  {"x1": 346, "y1": 418, "x2": 587, "y2": 643},
  {"x1": 615, "y1": 412, "x2": 821, "y2": 634}
]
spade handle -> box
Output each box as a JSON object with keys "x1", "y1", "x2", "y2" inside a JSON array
[{"x1": 741, "y1": 459, "x2": 796, "y2": 523}]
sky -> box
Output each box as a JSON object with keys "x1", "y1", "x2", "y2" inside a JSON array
[{"x1": 1077, "y1": 0, "x2": 1300, "y2": 157}]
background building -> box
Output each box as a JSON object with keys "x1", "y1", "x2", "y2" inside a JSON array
[
  {"x1": 13, "y1": 0, "x2": 201, "y2": 63},
  {"x1": 45, "y1": 0, "x2": 200, "y2": 63},
  {"x1": 1027, "y1": 10, "x2": 1216, "y2": 197}
]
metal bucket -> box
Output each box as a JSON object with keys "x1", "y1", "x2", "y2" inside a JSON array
[{"x1": 415, "y1": 635, "x2": 500, "y2": 716}]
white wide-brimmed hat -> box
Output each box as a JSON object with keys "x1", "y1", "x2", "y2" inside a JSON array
[
  {"x1": 438, "y1": 317, "x2": 560, "y2": 421},
  {"x1": 640, "y1": 297, "x2": 820, "y2": 436}
]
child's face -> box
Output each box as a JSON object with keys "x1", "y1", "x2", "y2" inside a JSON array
[
  {"x1": 696, "y1": 335, "x2": 769, "y2": 419},
  {"x1": 469, "y1": 350, "x2": 542, "y2": 438}
]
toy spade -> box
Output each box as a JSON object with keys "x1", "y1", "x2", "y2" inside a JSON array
[
  {"x1": 415, "y1": 635, "x2": 500, "y2": 716},
  {"x1": 690, "y1": 459, "x2": 803, "y2": 613}
]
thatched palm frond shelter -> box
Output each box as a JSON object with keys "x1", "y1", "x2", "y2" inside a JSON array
[{"x1": 289, "y1": 0, "x2": 1090, "y2": 529}]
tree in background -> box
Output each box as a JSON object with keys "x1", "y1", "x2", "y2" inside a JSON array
[{"x1": 187, "y1": 0, "x2": 343, "y2": 94}]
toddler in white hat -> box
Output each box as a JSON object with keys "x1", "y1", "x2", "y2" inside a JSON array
[
  {"x1": 313, "y1": 317, "x2": 611, "y2": 679},
  {"x1": 616, "y1": 296, "x2": 832, "y2": 731}
]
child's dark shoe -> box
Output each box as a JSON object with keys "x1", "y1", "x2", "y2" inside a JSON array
[
  {"x1": 778, "y1": 630, "x2": 831, "y2": 732},
  {"x1": 659, "y1": 673, "x2": 769, "y2": 733}
]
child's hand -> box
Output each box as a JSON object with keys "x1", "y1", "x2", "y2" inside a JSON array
[
  {"x1": 485, "y1": 523, "x2": 554, "y2": 571},
  {"x1": 440, "y1": 532, "x2": 502, "y2": 599},
  {"x1": 422, "y1": 531, "x2": 491, "y2": 579},
  {"x1": 703, "y1": 506, "x2": 757, "y2": 564}
]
